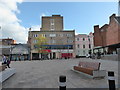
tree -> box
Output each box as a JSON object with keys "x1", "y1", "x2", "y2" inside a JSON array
[{"x1": 35, "y1": 34, "x2": 49, "y2": 59}]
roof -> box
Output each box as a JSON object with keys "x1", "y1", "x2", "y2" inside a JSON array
[
  {"x1": 30, "y1": 30, "x2": 75, "y2": 33},
  {"x1": 11, "y1": 44, "x2": 29, "y2": 54},
  {"x1": 115, "y1": 16, "x2": 120, "y2": 24},
  {"x1": 76, "y1": 34, "x2": 88, "y2": 37},
  {"x1": 42, "y1": 15, "x2": 62, "y2": 18},
  {"x1": 2, "y1": 48, "x2": 10, "y2": 55}
]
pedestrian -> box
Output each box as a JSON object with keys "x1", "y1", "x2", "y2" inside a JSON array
[
  {"x1": 2, "y1": 55, "x2": 7, "y2": 64},
  {"x1": 6, "y1": 56, "x2": 11, "y2": 68}
]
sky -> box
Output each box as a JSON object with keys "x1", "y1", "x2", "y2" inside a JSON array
[{"x1": 0, "y1": 0, "x2": 118, "y2": 43}]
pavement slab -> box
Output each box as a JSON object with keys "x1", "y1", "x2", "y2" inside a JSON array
[{"x1": 2, "y1": 58, "x2": 119, "y2": 88}]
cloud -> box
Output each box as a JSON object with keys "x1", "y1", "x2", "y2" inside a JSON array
[
  {"x1": 30, "y1": 25, "x2": 40, "y2": 31},
  {"x1": 0, "y1": 0, "x2": 28, "y2": 43},
  {"x1": 41, "y1": 13, "x2": 46, "y2": 17},
  {"x1": 75, "y1": 31, "x2": 79, "y2": 35}
]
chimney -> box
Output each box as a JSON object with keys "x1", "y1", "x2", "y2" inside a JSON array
[
  {"x1": 110, "y1": 14, "x2": 116, "y2": 19},
  {"x1": 94, "y1": 25, "x2": 99, "y2": 33},
  {"x1": 52, "y1": 15, "x2": 61, "y2": 17},
  {"x1": 109, "y1": 14, "x2": 116, "y2": 24}
]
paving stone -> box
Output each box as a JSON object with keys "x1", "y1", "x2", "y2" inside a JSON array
[{"x1": 2, "y1": 58, "x2": 118, "y2": 88}]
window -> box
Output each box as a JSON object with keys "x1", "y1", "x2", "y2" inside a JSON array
[
  {"x1": 59, "y1": 34, "x2": 63, "y2": 37},
  {"x1": 42, "y1": 34, "x2": 46, "y2": 37},
  {"x1": 83, "y1": 38, "x2": 85, "y2": 41},
  {"x1": 67, "y1": 39, "x2": 73, "y2": 43},
  {"x1": 88, "y1": 38, "x2": 90, "y2": 41},
  {"x1": 50, "y1": 19, "x2": 54, "y2": 24},
  {"x1": 44, "y1": 45, "x2": 73, "y2": 49},
  {"x1": 66, "y1": 34, "x2": 72, "y2": 37},
  {"x1": 33, "y1": 34, "x2": 38, "y2": 37},
  {"x1": 49, "y1": 34, "x2": 56, "y2": 37},
  {"x1": 33, "y1": 40, "x2": 37, "y2": 43},
  {"x1": 83, "y1": 45, "x2": 85, "y2": 48},
  {"x1": 83, "y1": 50, "x2": 85, "y2": 55},
  {"x1": 50, "y1": 25, "x2": 55, "y2": 31},
  {"x1": 50, "y1": 19, "x2": 55, "y2": 30},
  {"x1": 77, "y1": 44, "x2": 79, "y2": 48},
  {"x1": 77, "y1": 38, "x2": 79, "y2": 41},
  {"x1": 51, "y1": 40, "x2": 56, "y2": 43},
  {"x1": 89, "y1": 44, "x2": 91, "y2": 49}
]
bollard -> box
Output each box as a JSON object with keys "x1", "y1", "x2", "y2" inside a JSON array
[
  {"x1": 59, "y1": 75, "x2": 66, "y2": 90},
  {"x1": 108, "y1": 71, "x2": 116, "y2": 90}
]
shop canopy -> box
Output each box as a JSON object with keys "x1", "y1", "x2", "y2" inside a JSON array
[{"x1": 38, "y1": 49, "x2": 51, "y2": 53}]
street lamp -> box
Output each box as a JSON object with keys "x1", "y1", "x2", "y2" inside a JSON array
[
  {"x1": 28, "y1": 27, "x2": 32, "y2": 60},
  {"x1": 88, "y1": 35, "x2": 91, "y2": 58},
  {"x1": 50, "y1": 37, "x2": 52, "y2": 60},
  {"x1": 8, "y1": 41, "x2": 12, "y2": 61},
  {"x1": 67, "y1": 36, "x2": 69, "y2": 59}
]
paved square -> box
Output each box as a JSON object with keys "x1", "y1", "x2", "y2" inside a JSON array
[{"x1": 2, "y1": 58, "x2": 118, "y2": 88}]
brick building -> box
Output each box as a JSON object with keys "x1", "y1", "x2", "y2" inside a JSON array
[
  {"x1": 93, "y1": 14, "x2": 120, "y2": 54},
  {"x1": 28, "y1": 15, "x2": 75, "y2": 60},
  {"x1": 1, "y1": 38, "x2": 16, "y2": 45},
  {"x1": 0, "y1": 38, "x2": 16, "y2": 56},
  {"x1": 0, "y1": 38, "x2": 16, "y2": 61},
  {"x1": 75, "y1": 32, "x2": 94, "y2": 57}
]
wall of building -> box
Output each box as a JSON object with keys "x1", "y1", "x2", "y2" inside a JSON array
[
  {"x1": 28, "y1": 15, "x2": 75, "y2": 59},
  {"x1": 94, "y1": 14, "x2": 120, "y2": 47},
  {"x1": 94, "y1": 25, "x2": 102, "y2": 47},
  {"x1": 41, "y1": 15, "x2": 63, "y2": 31},
  {"x1": 75, "y1": 32, "x2": 94, "y2": 57},
  {"x1": 30, "y1": 31, "x2": 75, "y2": 49},
  {"x1": 106, "y1": 14, "x2": 119, "y2": 46}
]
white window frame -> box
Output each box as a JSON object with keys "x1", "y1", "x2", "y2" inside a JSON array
[
  {"x1": 77, "y1": 38, "x2": 79, "y2": 41},
  {"x1": 33, "y1": 34, "x2": 38, "y2": 37},
  {"x1": 50, "y1": 19, "x2": 55, "y2": 30},
  {"x1": 49, "y1": 34, "x2": 56, "y2": 37},
  {"x1": 33, "y1": 40, "x2": 37, "y2": 43},
  {"x1": 59, "y1": 34, "x2": 63, "y2": 37},
  {"x1": 42, "y1": 34, "x2": 46, "y2": 37},
  {"x1": 51, "y1": 39, "x2": 56, "y2": 44}
]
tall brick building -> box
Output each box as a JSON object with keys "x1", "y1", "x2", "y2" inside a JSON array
[
  {"x1": 28, "y1": 15, "x2": 75, "y2": 60},
  {"x1": 94, "y1": 14, "x2": 120, "y2": 54}
]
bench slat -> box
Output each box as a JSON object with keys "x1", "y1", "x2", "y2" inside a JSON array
[
  {"x1": 74, "y1": 66, "x2": 93, "y2": 75},
  {"x1": 78, "y1": 62, "x2": 100, "y2": 70}
]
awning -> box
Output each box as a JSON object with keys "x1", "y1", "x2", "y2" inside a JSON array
[{"x1": 38, "y1": 49, "x2": 51, "y2": 53}]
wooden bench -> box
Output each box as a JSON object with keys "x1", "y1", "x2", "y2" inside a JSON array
[
  {"x1": 0, "y1": 64, "x2": 7, "y2": 72},
  {"x1": 73, "y1": 61, "x2": 106, "y2": 78}
]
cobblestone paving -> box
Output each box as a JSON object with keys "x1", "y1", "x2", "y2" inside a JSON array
[{"x1": 2, "y1": 58, "x2": 119, "y2": 88}]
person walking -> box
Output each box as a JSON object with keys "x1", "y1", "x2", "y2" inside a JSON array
[
  {"x1": 6, "y1": 56, "x2": 11, "y2": 68},
  {"x1": 2, "y1": 55, "x2": 7, "y2": 64}
]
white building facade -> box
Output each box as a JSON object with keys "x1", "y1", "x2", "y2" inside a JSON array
[{"x1": 75, "y1": 32, "x2": 94, "y2": 57}]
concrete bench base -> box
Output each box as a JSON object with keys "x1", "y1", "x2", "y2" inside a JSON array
[
  {"x1": 93, "y1": 70, "x2": 106, "y2": 78},
  {"x1": 71, "y1": 68, "x2": 106, "y2": 79},
  {"x1": 0, "y1": 68, "x2": 16, "y2": 83}
]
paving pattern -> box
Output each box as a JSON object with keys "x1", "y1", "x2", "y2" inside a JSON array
[{"x1": 2, "y1": 58, "x2": 119, "y2": 88}]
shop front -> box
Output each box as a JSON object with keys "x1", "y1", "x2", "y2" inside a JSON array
[{"x1": 11, "y1": 44, "x2": 30, "y2": 61}]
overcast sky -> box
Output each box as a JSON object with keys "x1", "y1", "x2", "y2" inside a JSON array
[{"x1": 0, "y1": 0, "x2": 118, "y2": 43}]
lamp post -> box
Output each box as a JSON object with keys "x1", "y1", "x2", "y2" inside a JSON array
[
  {"x1": 88, "y1": 35, "x2": 91, "y2": 58},
  {"x1": 67, "y1": 36, "x2": 69, "y2": 59},
  {"x1": 58, "y1": 37, "x2": 62, "y2": 59},
  {"x1": 10, "y1": 44, "x2": 12, "y2": 61},
  {"x1": 50, "y1": 37, "x2": 52, "y2": 60},
  {"x1": 29, "y1": 27, "x2": 32, "y2": 60},
  {"x1": 8, "y1": 41, "x2": 12, "y2": 61}
]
